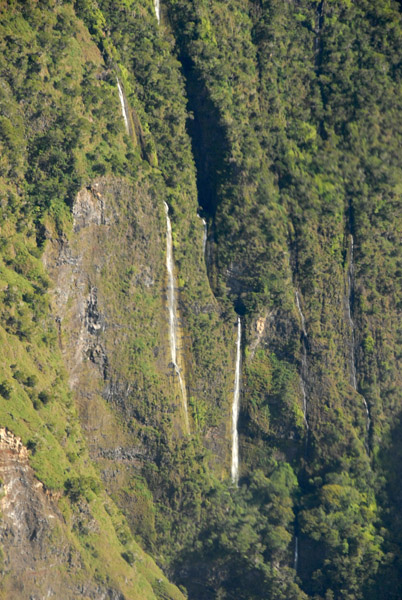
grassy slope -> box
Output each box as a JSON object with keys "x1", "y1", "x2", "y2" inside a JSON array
[{"x1": 0, "y1": 1, "x2": 185, "y2": 598}]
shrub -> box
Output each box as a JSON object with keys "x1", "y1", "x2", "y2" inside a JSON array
[
  {"x1": 121, "y1": 550, "x2": 135, "y2": 565},
  {"x1": 38, "y1": 390, "x2": 51, "y2": 404},
  {"x1": 25, "y1": 374, "x2": 38, "y2": 388},
  {"x1": 0, "y1": 381, "x2": 12, "y2": 399},
  {"x1": 65, "y1": 475, "x2": 101, "y2": 502}
]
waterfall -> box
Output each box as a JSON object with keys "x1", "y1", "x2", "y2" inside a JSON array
[
  {"x1": 347, "y1": 235, "x2": 371, "y2": 433},
  {"x1": 295, "y1": 291, "x2": 307, "y2": 338},
  {"x1": 300, "y1": 377, "x2": 309, "y2": 432},
  {"x1": 362, "y1": 397, "x2": 370, "y2": 433},
  {"x1": 231, "y1": 317, "x2": 242, "y2": 485},
  {"x1": 197, "y1": 214, "x2": 208, "y2": 257},
  {"x1": 116, "y1": 79, "x2": 129, "y2": 134},
  {"x1": 164, "y1": 202, "x2": 189, "y2": 433},
  {"x1": 202, "y1": 218, "x2": 207, "y2": 257},
  {"x1": 294, "y1": 536, "x2": 299, "y2": 572},
  {"x1": 295, "y1": 291, "x2": 309, "y2": 432},
  {"x1": 154, "y1": 0, "x2": 160, "y2": 23}
]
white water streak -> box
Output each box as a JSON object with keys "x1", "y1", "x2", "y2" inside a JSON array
[
  {"x1": 231, "y1": 317, "x2": 242, "y2": 485},
  {"x1": 202, "y1": 218, "x2": 207, "y2": 256},
  {"x1": 300, "y1": 378, "x2": 309, "y2": 431},
  {"x1": 154, "y1": 0, "x2": 160, "y2": 23},
  {"x1": 294, "y1": 536, "x2": 299, "y2": 572},
  {"x1": 347, "y1": 235, "x2": 370, "y2": 433},
  {"x1": 197, "y1": 215, "x2": 207, "y2": 257},
  {"x1": 295, "y1": 291, "x2": 307, "y2": 338},
  {"x1": 164, "y1": 202, "x2": 189, "y2": 433},
  {"x1": 117, "y1": 79, "x2": 129, "y2": 134}
]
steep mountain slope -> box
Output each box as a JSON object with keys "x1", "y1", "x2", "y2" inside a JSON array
[
  {"x1": 0, "y1": 2, "x2": 186, "y2": 598},
  {"x1": 0, "y1": 0, "x2": 401, "y2": 599}
]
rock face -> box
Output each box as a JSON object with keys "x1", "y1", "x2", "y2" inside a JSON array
[
  {"x1": 43, "y1": 178, "x2": 171, "y2": 530},
  {"x1": 0, "y1": 428, "x2": 178, "y2": 600},
  {"x1": 73, "y1": 184, "x2": 108, "y2": 231},
  {"x1": 45, "y1": 176, "x2": 164, "y2": 428},
  {"x1": 43, "y1": 184, "x2": 113, "y2": 389},
  {"x1": 0, "y1": 429, "x2": 68, "y2": 598},
  {"x1": 42, "y1": 174, "x2": 236, "y2": 581},
  {"x1": 0, "y1": 428, "x2": 57, "y2": 563}
]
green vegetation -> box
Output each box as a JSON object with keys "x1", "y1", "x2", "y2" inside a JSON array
[{"x1": 0, "y1": 0, "x2": 401, "y2": 599}]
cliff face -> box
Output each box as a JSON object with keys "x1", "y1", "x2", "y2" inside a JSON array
[
  {"x1": 0, "y1": 0, "x2": 402, "y2": 599},
  {"x1": 0, "y1": 428, "x2": 128, "y2": 600},
  {"x1": 43, "y1": 171, "x2": 238, "y2": 557},
  {"x1": 0, "y1": 428, "x2": 66, "y2": 598},
  {"x1": 44, "y1": 178, "x2": 175, "y2": 508}
]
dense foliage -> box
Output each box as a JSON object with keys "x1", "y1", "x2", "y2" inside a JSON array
[{"x1": 0, "y1": 0, "x2": 401, "y2": 599}]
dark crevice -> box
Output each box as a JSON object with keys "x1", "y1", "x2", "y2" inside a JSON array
[
  {"x1": 315, "y1": 0, "x2": 327, "y2": 139},
  {"x1": 314, "y1": 1, "x2": 325, "y2": 62},
  {"x1": 180, "y1": 55, "x2": 230, "y2": 218}
]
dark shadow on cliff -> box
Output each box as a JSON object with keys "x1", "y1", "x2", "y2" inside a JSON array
[
  {"x1": 364, "y1": 410, "x2": 402, "y2": 599},
  {"x1": 171, "y1": 552, "x2": 266, "y2": 600},
  {"x1": 180, "y1": 55, "x2": 230, "y2": 218}
]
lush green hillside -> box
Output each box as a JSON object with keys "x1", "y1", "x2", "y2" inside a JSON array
[{"x1": 0, "y1": 0, "x2": 401, "y2": 599}]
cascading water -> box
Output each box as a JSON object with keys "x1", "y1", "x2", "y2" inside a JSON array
[
  {"x1": 197, "y1": 215, "x2": 208, "y2": 258},
  {"x1": 116, "y1": 79, "x2": 130, "y2": 134},
  {"x1": 295, "y1": 291, "x2": 307, "y2": 338},
  {"x1": 294, "y1": 536, "x2": 299, "y2": 572},
  {"x1": 231, "y1": 317, "x2": 242, "y2": 485},
  {"x1": 300, "y1": 377, "x2": 309, "y2": 432},
  {"x1": 295, "y1": 291, "x2": 309, "y2": 432},
  {"x1": 154, "y1": 0, "x2": 160, "y2": 23},
  {"x1": 202, "y1": 218, "x2": 207, "y2": 257},
  {"x1": 164, "y1": 202, "x2": 189, "y2": 433},
  {"x1": 347, "y1": 235, "x2": 370, "y2": 433}
]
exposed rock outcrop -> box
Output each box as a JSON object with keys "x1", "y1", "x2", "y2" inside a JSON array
[{"x1": 0, "y1": 428, "x2": 106, "y2": 598}]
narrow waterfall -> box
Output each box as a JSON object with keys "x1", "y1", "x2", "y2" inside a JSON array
[
  {"x1": 116, "y1": 79, "x2": 130, "y2": 134},
  {"x1": 300, "y1": 377, "x2": 309, "y2": 432},
  {"x1": 231, "y1": 317, "x2": 242, "y2": 485},
  {"x1": 164, "y1": 202, "x2": 189, "y2": 433},
  {"x1": 294, "y1": 536, "x2": 299, "y2": 572},
  {"x1": 295, "y1": 291, "x2": 307, "y2": 338},
  {"x1": 197, "y1": 214, "x2": 207, "y2": 258},
  {"x1": 347, "y1": 235, "x2": 371, "y2": 433},
  {"x1": 154, "y1": 0, "x2": 160, "y2": 23},
  {"x1": 202, "y1": 218, "x2": 207, "y2": 257},
  {"x1": 295, "y1": 291, "x2": 309, "y2": 432}
]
